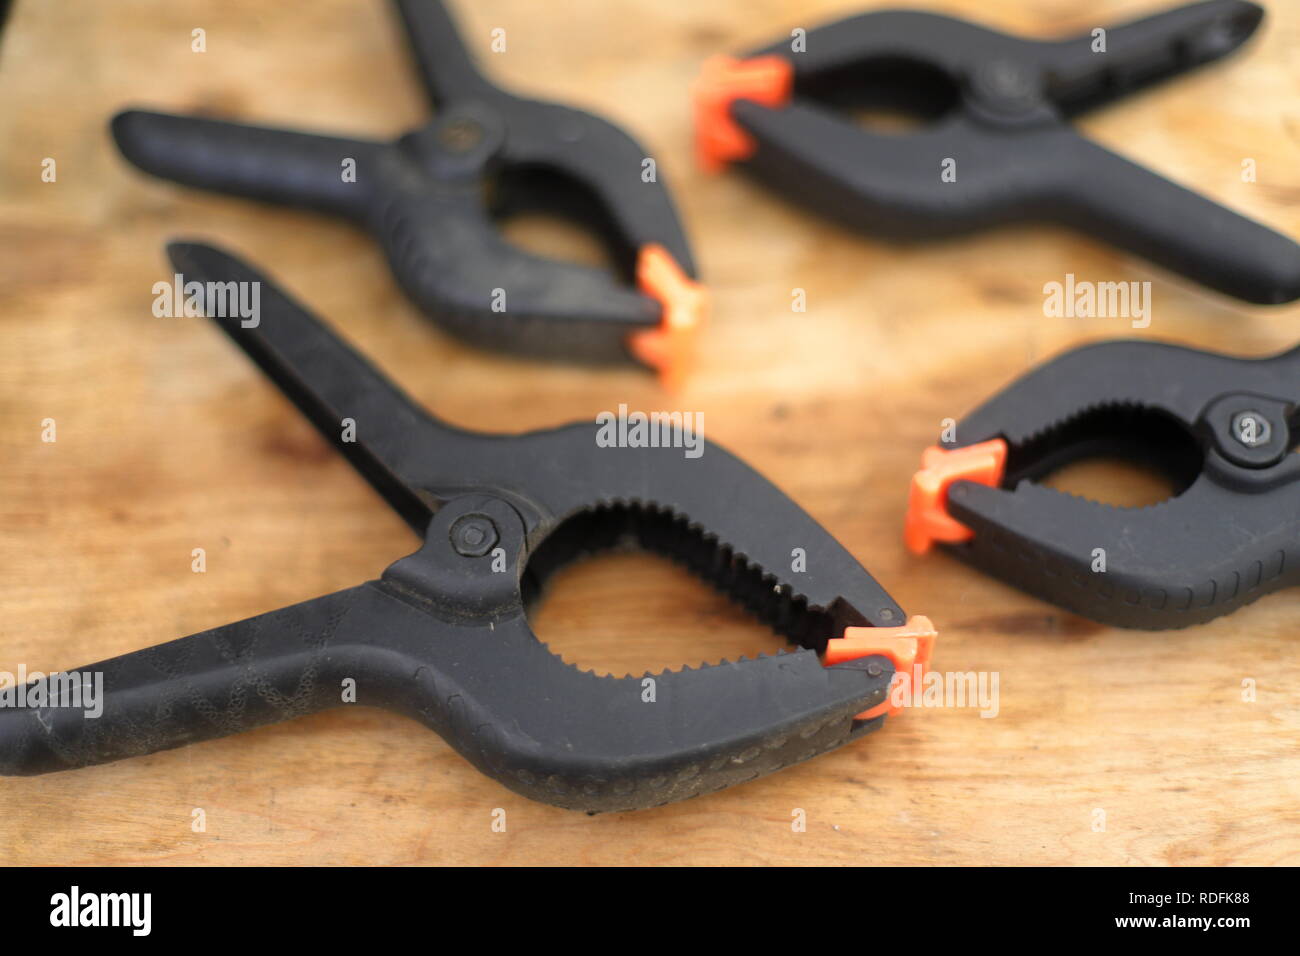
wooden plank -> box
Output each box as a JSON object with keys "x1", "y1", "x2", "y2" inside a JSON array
[{"x1": 0, "y1": 0, "x2": 1297, "y2": 865}]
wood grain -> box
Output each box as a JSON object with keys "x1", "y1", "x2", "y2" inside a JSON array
[{"x1": 1, "y1": 0, "x2": 1298, "y2": 866}]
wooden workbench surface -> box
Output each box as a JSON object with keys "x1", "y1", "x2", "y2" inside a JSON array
[{"x1": 1, "y1": 0, "x2": 1297, "y2": 866}]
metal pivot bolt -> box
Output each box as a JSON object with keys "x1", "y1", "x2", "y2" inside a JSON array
[
  {"x1": 449, "y1": 513, "x2": 499, "y2": 557},
  {"x1": 971, "y1": 59, "x2": 1040, "y2": 113},
  {"x1": 437, "y1": 115, "x2": 484, "y2": 152},
  {"x1": 1232, "y1": 410, "x2": 1271, "y2": 448}
]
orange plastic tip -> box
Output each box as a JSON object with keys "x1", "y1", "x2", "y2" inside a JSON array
[
  {"x1": 903, "y1": 439, "x2": 1008, "y2": 556},
  {"x1": 691, "y1": 55, "x2": 793, "y2": 172},
  {"x1": 628, "y1": 243, "x2": 708, "y2": 391},
  {"x1": 824, "y1": 615, "x2": 937, "y2": 720}
]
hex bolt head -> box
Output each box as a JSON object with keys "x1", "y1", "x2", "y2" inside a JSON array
[
  {"x1": 450, "y1": 514, "x2": 499, "y2": 557},
  {"x1": 1232, "y1": 410, "x2": 1272, "y2": 448}
]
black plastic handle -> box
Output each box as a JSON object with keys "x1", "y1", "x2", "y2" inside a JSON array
[
  {"x1": 1040, "y1": 0, "x2": 1264, "y2": 113},
  {"x1": 1055, "y1": 133, "x2": 1300, "y2": 304},
  {"x1": 392, "y1": 0, "x2": 497, "y2": 109},
  {"x1": 0, "y1": 587, "x2": 370, "y2": 775},
  {"x1": 112, "y1": 110, "x2": 387, "y2": 221}
]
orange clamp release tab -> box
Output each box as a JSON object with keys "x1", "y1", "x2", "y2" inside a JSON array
[
  {"x1": 628, "y1": 243, "x2": 708, "y2": 392},
  {"x1": 824, "y1": 615, "x2": 937, "y2": 720},
  {"x1": 691, "y1": 55, "x2": 793, "y2": 173},
  {"x1": 903, "y1": 439, "x2": 1008, "y2": 555}
]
